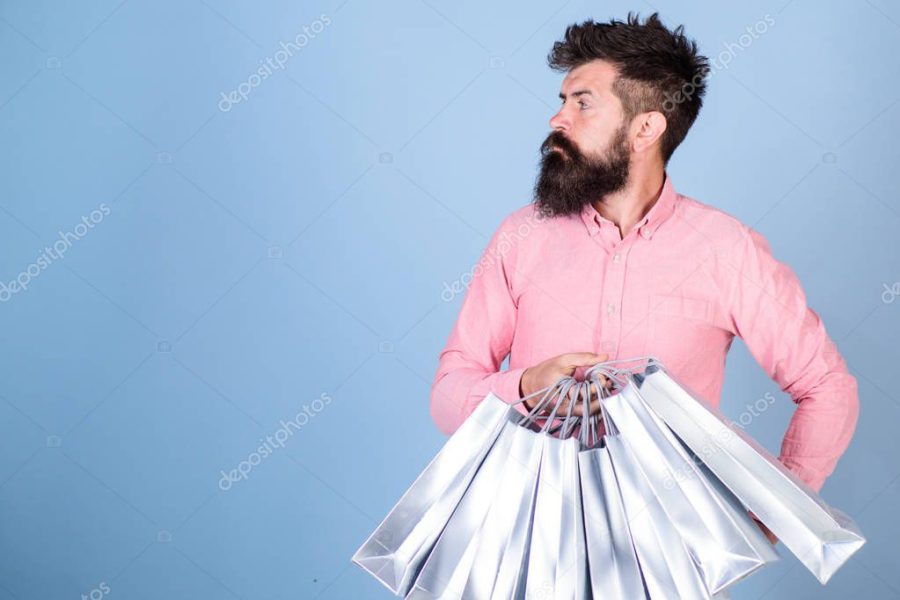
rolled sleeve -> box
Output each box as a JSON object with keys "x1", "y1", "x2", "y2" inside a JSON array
[
  {"x1": 723, "y1": 226, "x2": 859, "y2": 492},
  {"x1": 429, "y1": 215, "x2": 532, "y2": 435}
]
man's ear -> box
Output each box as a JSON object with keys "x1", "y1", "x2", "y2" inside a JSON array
[{"x1": 632, "y1": 111, "x2": 667, "y2": 154}]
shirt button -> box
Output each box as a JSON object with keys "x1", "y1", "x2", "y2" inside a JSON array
[
  {"x1": 613, "y1": 252, "x2": 621, "y2": 263},
  {"x1": 606, "y1": 303, "x2": 615, "y2": 314}
]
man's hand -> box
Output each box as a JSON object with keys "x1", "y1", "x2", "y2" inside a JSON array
[
  {"x1": 749, "y1": 511, "x2": 778, "y2": 545},
  {"x1": 519, "y1": 352, "x2": 613, "y2": 417}
]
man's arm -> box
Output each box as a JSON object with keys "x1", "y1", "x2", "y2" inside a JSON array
[
  {"x1": 723, "y1": 226, "x2": 859, "y2": 493},
  {"x1": 429, "y1": 216, "x2": 531, "y2": 436}
]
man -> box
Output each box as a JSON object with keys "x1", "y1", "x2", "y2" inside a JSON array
[{"x1": 430, "y1": 11, "x2": 858, "y2": 559}]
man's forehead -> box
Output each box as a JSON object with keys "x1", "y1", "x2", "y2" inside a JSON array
[{"x1": 560, "y1": 60, "x2": 617, "y2": 96}]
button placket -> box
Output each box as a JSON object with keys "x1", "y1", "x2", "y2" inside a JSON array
[{"x1": 598, "y1": 241, "x2": 631, "y2": 356}]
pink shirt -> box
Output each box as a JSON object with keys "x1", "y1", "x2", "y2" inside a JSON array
[{"x1": 430, "y1": 173, "x2": 858, "y2": 493}]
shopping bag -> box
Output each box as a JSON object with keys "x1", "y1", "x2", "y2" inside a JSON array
[
  {"x1": 578, "y1": 444, "x2": 647, "y2": 598},
  {"x1": 517, "y1": 380, "x2": 590, "y2": 600},
  {"x1": 481, "y1": 381, "x2": 580, "y2": 599},
  {"x1": 460, "y1": 423, "x2": 544, "y2": 599},
  {"x1": 407, "y1": 378, "x2": 582, "y2": 599},
  {"x1": 605, "y1": 432, "x2": 713, "y2": 599},
  {"x1": 352, "y1": 391, "x2": 515, "y2": 596},
  {"x1": 634, "y1": 361, "x2": 866, "y2": 584},
  {"x1": 593, "y1": 368, "x2": 779, "y2": 594},
  {"x1": 405, "y1": 415, "x2": 522, "y2": 599},
  {"x1": 521, "y1": 434, "x2": 589, "y2": 599}
]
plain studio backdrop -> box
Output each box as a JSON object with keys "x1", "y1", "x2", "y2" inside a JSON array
[{"x1": 0, "y1": 0, "x2": 898, "y2": 598}]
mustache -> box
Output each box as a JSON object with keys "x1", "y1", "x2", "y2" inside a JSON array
[{"x1": 540, "y1": 130, "x2": 581, "y2": 159}]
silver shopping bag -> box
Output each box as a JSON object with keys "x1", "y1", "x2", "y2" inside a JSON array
[
  {"x1": 352, "y1": 391, "x2": 513, "y2": 596},
  {"x1": 407, "y1": 379, "x2": 579, "y2": 599},
  {"x1": 578, "y1": 444, "x2": 646, "y2": 598},
  {"x1": 635, "y1": 362, "x2": 866, "y2": 584},
  {"x1": 594, "y1": 369, "x2": 779, "y2": 594},
  {"x1": 461, "y1": 424, "x2": 544, "y2": 599},
  {"x1": 520, "y1": 380, "x2": 590, "y2": 600},
  {"x1": 605, "y1": 432, "x2": 712, "y2": 599},
  {"x1": 405, "y1": 415, "x2": 522, "y2": 599},
  {"x1": 521, "y1": 434, "x2": 589, "y2": 599}
]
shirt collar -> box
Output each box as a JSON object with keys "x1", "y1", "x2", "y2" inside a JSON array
[{"x1": 579, "y1": 173, "x2": 678, "y2": 240}]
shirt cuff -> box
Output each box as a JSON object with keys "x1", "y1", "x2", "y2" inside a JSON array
[
  {"x1": 490, "y1": 366, "x2": 530, "y2": 418},
  {"x1": 778, "y1": 455, "x2": 826, "y2": 494}
]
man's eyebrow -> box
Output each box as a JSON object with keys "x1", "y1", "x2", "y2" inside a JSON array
[{"x1": 558, "y1": 89, "x2": 595, "y2": 100}]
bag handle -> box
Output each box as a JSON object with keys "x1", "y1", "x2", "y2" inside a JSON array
[
  {"x1": 507, "y1": 355, "x2": 667, "y2": 440},
  {"x1": 516, "y1": 376, "x2": 575, "y2": 431},
  {"x1": 584, "y1": 354, "x2": 665, "y2": 383},
  {"x1": 513, "y1": 354, "x2": 662, "y2": 407},
  {"x1": 580, "y1": 372, "x2": 617, "y2": 446}
]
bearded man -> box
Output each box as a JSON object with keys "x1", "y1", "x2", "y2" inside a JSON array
[{"x1": 429, "y1": 11, "x2": 859, "y2": 579}]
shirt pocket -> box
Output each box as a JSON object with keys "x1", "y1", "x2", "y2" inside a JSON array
[{"x1": 644, "y1": 294, "x2": 718, "y2": 371}]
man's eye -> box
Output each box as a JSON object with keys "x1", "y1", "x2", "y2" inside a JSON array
[{"x1": 579, "y1": 102, "x2": 589, "y2": 110}]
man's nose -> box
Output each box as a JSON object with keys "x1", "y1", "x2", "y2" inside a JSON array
[{"x1": 549, "y1": 109, "x2": 571, "y2": 132}]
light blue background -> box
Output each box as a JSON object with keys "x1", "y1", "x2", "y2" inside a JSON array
[{"x1": 1, "y1": 0, "x2": 898, "y2": 598}]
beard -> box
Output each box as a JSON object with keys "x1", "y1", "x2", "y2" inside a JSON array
[{"x1": 533, "y1": 126, "x2": 631, "y2": 218}]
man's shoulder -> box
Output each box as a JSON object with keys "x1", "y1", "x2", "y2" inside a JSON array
[
  {"x1": 490, "y1": 202, "x2": 561, "y2": 242},
  {"x1": 675, "y1": 193, "x2": 753, "y2": 245},
  {"x1": 502, "y1": 202, "x2": 550, "y2": 228},
  {"x1": 501, "y1": 202, "x2": 579, "y2": 232}
]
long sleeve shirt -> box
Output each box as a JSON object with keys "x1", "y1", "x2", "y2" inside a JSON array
[{"x1": 429, "y1": 172, "x2": 859, "y2": 493}]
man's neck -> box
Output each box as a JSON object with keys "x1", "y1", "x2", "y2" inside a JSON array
[{"x1": 591, "y1": 167, "x2": 666, "y2": 240}]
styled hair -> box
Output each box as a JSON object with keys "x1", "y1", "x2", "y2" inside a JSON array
[{"x1": 548, "y1": 12, "x2": 710, "y2": 164}]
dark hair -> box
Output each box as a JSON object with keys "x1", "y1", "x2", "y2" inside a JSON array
[{"x1": 548, "y1": 12, "x2": 709, "y2": 164}]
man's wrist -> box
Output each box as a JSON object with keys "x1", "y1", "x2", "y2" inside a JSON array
[{"x1": 519, "y1": 369, "x2": 532, "y2": 409}]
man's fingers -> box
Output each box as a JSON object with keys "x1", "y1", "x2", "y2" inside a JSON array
[
  {"x1": 546, "y1": 376, "x2": 610, "y2": 418},
  {"x1": 560, "y1": 352, "x2": 608, "y2": 370},
  {"x1": 570, "y1": 386, "x2": 588, "y2": 417},
  {"x1": 576, "y1": 384, "x2": 601, "y2": 417},
  {"x1": 586, "y1": 378, "x2": 613, "y2": 400},
  {"x1": 556, "y1": 384, "x2": 591, "y2": 417}
]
